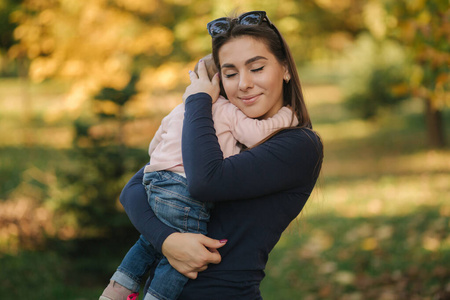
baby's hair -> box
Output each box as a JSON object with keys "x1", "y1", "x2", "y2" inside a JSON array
[
  {"x1": 194, "y1": 54, "x2": 217, "y2": 81},
  {"x1": 194, "y1": 53, "x2": 227, "y2": 98}
]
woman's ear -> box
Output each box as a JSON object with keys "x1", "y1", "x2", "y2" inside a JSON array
[
  {"x1": 282, "y1": 63, "x2": 290, "y2": 83},
  {"x1": 283, "y1": 67, "x2": 291, "y2": 83}
]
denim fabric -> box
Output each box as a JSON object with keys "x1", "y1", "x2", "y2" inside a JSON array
[
  {"x1": 112, "y1": 235, "x2": 161, "y2": 292},
  {"x1": 143, "y1": 171, "x2": 211, "y2": 234},
  {"x1": 113, "y1": 170, "x2": 212, "y2": 300}
]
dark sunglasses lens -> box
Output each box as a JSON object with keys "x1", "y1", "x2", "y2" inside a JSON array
[
  {"x1": 240, "y1": 13, "x2": 263, "y2": 25},
  {"x1": 209, "y1": 20, "x2": 230, "y2": 36}
]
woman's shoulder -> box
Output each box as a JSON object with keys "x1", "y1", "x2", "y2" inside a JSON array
[
  {"x1": 271, "y1": 128, "x2": 323, "y2": 178},
  {"x1": 265, "y1": 127, "x2": 323, "y2": 158},
  {"x1": 275, "y1": 127, "x2": 322, "y2": 145}
]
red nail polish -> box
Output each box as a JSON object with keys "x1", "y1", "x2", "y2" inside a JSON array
[{"x1": 219, "y1": 239, "x2": 228, "y2": 243}]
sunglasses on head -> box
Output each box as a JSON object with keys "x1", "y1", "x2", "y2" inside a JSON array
[{"x1": 207, "y1": 11, "x2": 274, "y2": 38}]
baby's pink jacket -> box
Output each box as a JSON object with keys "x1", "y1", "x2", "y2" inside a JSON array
[{"x1": 144, "y1": 96, "x2": 298, "y2": 174}]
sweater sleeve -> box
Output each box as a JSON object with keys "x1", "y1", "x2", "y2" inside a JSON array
[
  {"x1": 148, "y1": 124, "x2": 163, "y2": 158},
  {"x1": 182, "y1": 93, "x2": 322, "y2": 202},
  {"x1": 119, "y1": 166, "x2": 177, "y2": 252},
  {"x1": 227, "y1": 104, "x2": 299, "y2": 148}
]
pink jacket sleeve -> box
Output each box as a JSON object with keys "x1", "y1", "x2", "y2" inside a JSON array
[{"x1": 148, "y1": 123, "x2": 163, "y2": 158}]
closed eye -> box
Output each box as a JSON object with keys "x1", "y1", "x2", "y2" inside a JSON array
[
  {"x1": 251, "y1": 66, "x2": 264, "y2": 72},
  {"x1": 224, "y1": 73, "x2": 237, "y2": 78}
]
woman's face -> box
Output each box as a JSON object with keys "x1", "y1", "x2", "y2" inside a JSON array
[{"x1": 218, "y1": 36, "x2": 288, "y2": 119}]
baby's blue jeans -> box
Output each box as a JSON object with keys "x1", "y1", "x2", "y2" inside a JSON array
[{"x1": 111, "y1": 170, "x2": 211, "y2": 300}]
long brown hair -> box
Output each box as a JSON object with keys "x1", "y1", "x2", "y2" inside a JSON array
[{"x1": 211, "y1": 13, "x2": 311, "y2": 129}]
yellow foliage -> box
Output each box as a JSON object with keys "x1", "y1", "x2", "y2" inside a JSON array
[
  {"x1": 93, "y1": 100, "x2": 120, "y2": 115},
  {"x1": 29, "y1": 57, "x2": 59, "y2": 82},
  {"x1": 277, "y1": 0, "x2": 300, "y2": 15},
  {"x1": 9, "y1": 0, "x2": 180, "y2": 106},
  {"x1": 363, "y1": 1, "x2": 387, "y2": 39},
  {"x1": 417, "y1": 10, "x2": 431, "y2": 26},
  {"x1": 361, "y1": 237, "x2": 378, "y2": 251},
  {"x1": 60, "y1": 60, "x2": 85, "y2": 78},
  {"x1": 165, "y1": 0, "x2": 193, "y2": 5},
  {"x1": 278, "y1": 16, "x2": 302, "y2": 34},
  {"x1": 174, "y1": 18, "x2": 207, "y2": 41},
  {"x1": 406, "y1": 0, "x2": 426, "y2": 12},
  {"x1": 422, "y1": 235, "x2": 441, "y2": 251},
  {"x1": 125, "y1": 26, "x2": 174, "y2": 56},
  {"x1": 314, "y1": 0, "x2": 352, "y2": 12},
  {"x1": 38, "y1": 9, "x2": 55, "y2": 25},
  {"x1": 138, "y1": 62, "x2": 188, "y2": 92},
  {"x1": 399, "y1": 20, "x2": 416, "y2": 42},
  {"x1": 114, "y1": 0, "x2": 159, "y2": 13},
  {"x1": 7, "y1": 44, "x2": 25, "y2": 59},
  {"x1": 64, "y1": 82, "x2": 98, "y2": 116}
]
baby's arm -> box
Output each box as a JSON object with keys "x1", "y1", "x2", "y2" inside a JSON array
[
  {"x1": 148, "y1": 104, "x2": 183, "y2": 157},
  {"x1": 148, "y1": 125, "x2": 163, "y2": 157},
  {"x1": 229, "y1": 105, "x2": 299, "y2": 148}
]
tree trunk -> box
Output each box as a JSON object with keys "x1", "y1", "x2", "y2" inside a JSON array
[{"x1": 424, "y1": 98, "x2": 445, "y2": 148}]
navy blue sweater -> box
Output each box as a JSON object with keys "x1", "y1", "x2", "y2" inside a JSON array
[{"x1": 120, "y1": 93, "x2": 323, "y2": 299}]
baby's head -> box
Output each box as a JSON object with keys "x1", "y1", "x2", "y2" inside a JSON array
[
  {"x1": 194, "y1": 53, "x2": 226, "y2": 98},
  {"x1": 194, "y1": 54, "x2": 217, "y2": 81}
]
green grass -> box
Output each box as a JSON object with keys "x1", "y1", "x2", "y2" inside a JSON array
[
  {"x1": 261, "y1": 207, "x2": 449, "y2": 299},
  {"x1": 0, "y1": 234, "x2": 141, "y2": 300},
  {"x1": 0, "y1": 251, "x2": 101, "y2": 299},
  {"x1": 0, "y1": 78, "x2": 449, "y2": 299}
]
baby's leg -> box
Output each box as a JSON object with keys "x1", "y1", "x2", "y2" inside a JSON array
[
  {"x1": 144, "y1": 257, "x2": 189, "y2": 300},
  {"x1": 112, "y1": 235, "x2": 160, "y2": 291},
  {"x1": 100, "y1": 235, "x2": 160, "y2": 300}
]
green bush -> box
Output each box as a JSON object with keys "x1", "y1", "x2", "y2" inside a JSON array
[{"x1": 340, "y1": 34, "x2": 411, "y2": 119}]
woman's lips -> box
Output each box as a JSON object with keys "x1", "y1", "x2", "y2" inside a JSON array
[{"x1": 240, "y1": 94, "x2": 260, "y2": 105}]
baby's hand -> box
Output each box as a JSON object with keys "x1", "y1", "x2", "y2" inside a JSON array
[{"x1": 183, "y1": 60, "x2": 220, "y2": 103}]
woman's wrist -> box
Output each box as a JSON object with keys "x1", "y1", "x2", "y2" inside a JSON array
[
  {"x1": 185, "y1": 92, "x2": 212, "y2": 105},
  {"x1": 161, "y1": 232, "x2": 182, "y2": 257}
]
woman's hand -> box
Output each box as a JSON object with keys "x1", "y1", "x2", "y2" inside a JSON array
[
  {"x1": 161, "y1": 232, "x2": 227, "y2": 279},
  {"x1": 183, "y1": 60, "x2": 220, "y2": 103}
]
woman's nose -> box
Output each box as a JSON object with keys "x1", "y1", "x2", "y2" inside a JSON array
[{"x1": 239, "y1": 72, "x2": 253, "y2": 90}]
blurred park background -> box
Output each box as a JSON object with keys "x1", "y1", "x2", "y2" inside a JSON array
[{"x1": 0, "y1": 0, "x2": 449, "y2": 299}]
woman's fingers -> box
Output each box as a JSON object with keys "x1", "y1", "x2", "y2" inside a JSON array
[
  {"x1": 200, "y1": 236, "x2": 227, "y2": 265},
  {"x1": 185, "y1": 271, "x2": 198, "y2": 280},
  {"x1": 188, "y1": 70, "x2": 198, "y2": 82},
  {"x1": 196, "y1": 59, "x2": 209, "y2": 80},
  {"x1": 183, "y1": 60, "x2": 220, "y2": 102},
  {"x1": 161, "y1": 233, "x2": 226, "y2": 278}
]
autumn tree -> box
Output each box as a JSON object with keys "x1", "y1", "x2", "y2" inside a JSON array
[
  {"x1": 382, "y1": 0, "x2": 449, "y2": 147},
  {"x1": 4, "y1": 0, "x2": 221, "y2": 232}
]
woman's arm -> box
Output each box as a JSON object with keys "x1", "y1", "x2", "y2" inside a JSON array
[
  {"x1": 120, "y1": 166, "x2": 227, "y2": 278},
  {"x1": 119, "y1": 166, "x2": 177, "y2": 252},
  {"x1": 182, "y1": 93, "x2": 322, "y2": 202}
]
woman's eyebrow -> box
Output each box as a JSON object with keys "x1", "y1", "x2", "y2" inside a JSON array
[
  {"x1": 245, "y1": 56, "x2": 268, "y2": 65},
  {"x1": 221, "y1": 56, "x2": 268, "y2": 69},
  {"x1": 221, "y1": 63, "x2": 235, "y2": 69}
]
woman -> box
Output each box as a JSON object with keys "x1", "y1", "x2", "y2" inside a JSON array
[{"x1": 120, "y1": 11, "x2": 323, "y2": 299}]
